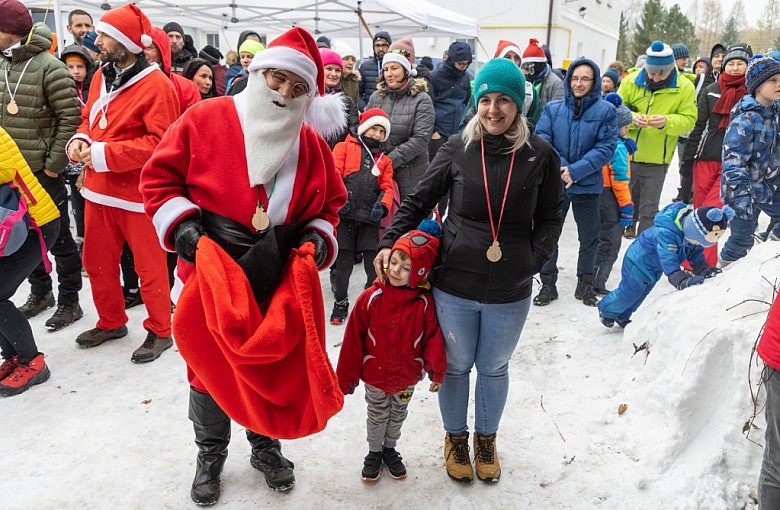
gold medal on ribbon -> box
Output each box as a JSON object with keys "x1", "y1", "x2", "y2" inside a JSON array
[
  {"x1": 6, "y1": 99, "x2": 18, "y2": 115},
  {"x1": 486, "y1": 240, "x2": 502, "y2": 262},
  {"x1": 251, "y1": 205, "x2": 271, "y2": 232},
  {"x1": 99, "y1": 116, "x2": 108, "y2": 130}
]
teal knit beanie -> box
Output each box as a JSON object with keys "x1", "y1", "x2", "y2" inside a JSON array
[{"x1": 474, "y1": 58, "x2": 526, "y2": 113}]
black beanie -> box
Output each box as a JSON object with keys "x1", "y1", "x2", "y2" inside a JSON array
[
  {"x1": 199, "y1": 45, "x2": 223, "y2": 64},
  {"x1": 163, "y1": 22, "x2": 184, "y2": 35}
]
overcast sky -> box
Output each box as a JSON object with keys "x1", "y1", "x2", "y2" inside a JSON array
[{"x1": 665, "y1": 0, "x2": 761, "y2": 27}]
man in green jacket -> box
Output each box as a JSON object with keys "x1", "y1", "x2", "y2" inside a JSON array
[
  {"x1": 0, "y1": 7, "x2": 83, "y2": 331},
  {"x1": 618, "y1": 40, "x2": 697, "y2": 235}
]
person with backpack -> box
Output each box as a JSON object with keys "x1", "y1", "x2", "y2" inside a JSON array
[{"x1": 0, "y1": 127, "x2": 60, "y2": 396}]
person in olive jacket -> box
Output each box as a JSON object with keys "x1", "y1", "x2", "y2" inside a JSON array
[
  {"x1": 374, "y1": 58, "x2": 563, "y2": 484},
  {"x1": 0, "y1": 10, "x2": 83, "y2": 333}
]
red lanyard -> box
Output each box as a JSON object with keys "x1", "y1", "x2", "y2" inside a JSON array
[{"x1": 481, "y1": 138, "x2": 516, "y2": 246}]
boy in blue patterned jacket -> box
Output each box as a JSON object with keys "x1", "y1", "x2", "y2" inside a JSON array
[
  {"x1": 598, "y1": 203, "x2": 734, "y2": 328},
  {"x1": 719, "y1": 55, "x2": 780, "y2": 266}
]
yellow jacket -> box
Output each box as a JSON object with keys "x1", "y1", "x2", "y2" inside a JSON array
[{"x1": 0, "y1": 126, "x2": 59, "y2": 227}]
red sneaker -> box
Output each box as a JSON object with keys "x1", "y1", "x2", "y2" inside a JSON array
[
  {"x1": 0, "y1": 354, "x2": 50, "y2": 396},
  {"x1": 0, "y1": 356, "x2": 18, "y2": 381}
]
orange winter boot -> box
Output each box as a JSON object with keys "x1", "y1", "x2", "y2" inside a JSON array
[
  {"x1": 0, "y1": 356, "x2": 18, "y2": 381},
  {"x1": 0, "y1": 353, "x2": 50, "y2": 396}
]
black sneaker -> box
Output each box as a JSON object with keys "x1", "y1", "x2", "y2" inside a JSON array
[
  {"x1": 45, "y1": 302, "x2": 84, "y2": 332},
  {"x1": 131, "y1": 332, "x2": 173, "y2": 364},
  {"x1": 18, "y1": 292, "x2": 55, "y2": 319},
  {"x1": 330, "y1": 299, "x2": 348, "y2": 325},
  {"x1": 76, "y1": 325, "x2": 128, "y2": 348},
  {"x1": 123, "y1": 288, "x2": 143, "y2": 309},
  {"x1": 362, "y1": 451, "x2": 382, "y2": 481},
  {"x1": 382, "y1": 447, "x2": 407, "y2": 479}
]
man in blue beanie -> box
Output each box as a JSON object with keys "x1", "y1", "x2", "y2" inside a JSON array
[
  {"x1": 672, "y1": 43, "x2": 690, "y2": 72},
  {"x1": 358, "y1": 31, "x2": 392, "y2": 109}
]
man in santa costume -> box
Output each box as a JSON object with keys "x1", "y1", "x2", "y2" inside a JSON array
[
  {"x1": 65, "y1": 4, "x2": 180, "y2": 363},
  {"x1": 141, "y1": 27, "x2": 347, "y2": 505}
]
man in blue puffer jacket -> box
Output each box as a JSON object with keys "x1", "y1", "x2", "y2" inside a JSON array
[{"x1": 534, "y1": 57, "x2": 618, "y2": 307}]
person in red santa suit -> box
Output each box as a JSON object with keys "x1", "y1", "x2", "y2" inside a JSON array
[
  {"x1": 141, "y1": 27, "x2": 347, "y2": 505},
  {"x1": 65, "y1": 4, "x2": 180, "y2": 363}
]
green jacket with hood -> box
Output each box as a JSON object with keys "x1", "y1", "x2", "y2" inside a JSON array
[
  {"x1": 617, "y1": 67, "x2": 697, "y2": 165},
  {"x1": 1, "y1": 23, "x2": 80, "y2": 173}
]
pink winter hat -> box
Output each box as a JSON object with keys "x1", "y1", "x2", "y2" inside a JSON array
[{"x1": 319, "y1": 48, "x2": 343, "y2": 71}]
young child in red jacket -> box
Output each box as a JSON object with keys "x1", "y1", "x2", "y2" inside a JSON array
[
  {"x1": 336, "y1": 220, "x2": 447, "y2": 482},
  {"x1": 330, "y1": 108, "x2": 395, "y2": 325}
]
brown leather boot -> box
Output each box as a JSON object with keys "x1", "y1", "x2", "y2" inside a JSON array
[
  {"x1": 473, "y1": 432, "x2": 501, "y2": 482},
  {"x1": 444, "y1": 432, "x2": 473, "y2": 482}
]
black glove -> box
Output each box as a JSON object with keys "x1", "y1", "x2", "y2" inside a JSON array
[
  {"x1": 668, "y1": 270, "x2": 705, "y2": 290},
  {"x1": 174, "y1": 220, "x2": 204, "y2": 264},
  {"x1": 700, "y1": 267, "x2": 721, "y2": 278},
  {"x1": 299, "y1": 230, "x2": 327, "y2": 266},
  {"x1": 679, "y1": 159, "x2": 695, "y2": 178},
  {"x1": 381, "y1": 205, "x2": 389, "y2": 218}
]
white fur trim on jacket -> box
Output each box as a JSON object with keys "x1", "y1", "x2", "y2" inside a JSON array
[
  {"x1": 152, "y1": 196, "x2": 201, "y2": 251},
  {"x1": 96, "y1": 21, "x2": 143, "y2": 54},
  {"x1": 90, "y1": 142, "x2": 109, "y2": 172},
  {"x1": 81, "y1": 187, "x2": 145, "y2": 213},
  {"x1": 305, "y1": 92, "x2": 348, "y2": 141},
  {"x1": 304, "y1": 217, "x2": 338, "y2": 269}
]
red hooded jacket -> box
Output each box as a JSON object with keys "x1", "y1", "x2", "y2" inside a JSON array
[
  {"x1": 759, "y1": 296, "x2": 780, "y2": 371},
  {"x1": 149, "y1": 27, "x2": 200, "y2": 114}
]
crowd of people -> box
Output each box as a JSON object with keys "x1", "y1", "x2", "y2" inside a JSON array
[{"x1": 3, "y1": 0, "x2": 780, "y2": 506}]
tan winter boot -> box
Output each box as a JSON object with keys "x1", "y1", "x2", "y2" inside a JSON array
[
  {"x1": 473, "y1": 432, "x2": 501, "y2": 482},
  {"x1": 444, "y1": 432, "x2": 473, "y2": 482}
]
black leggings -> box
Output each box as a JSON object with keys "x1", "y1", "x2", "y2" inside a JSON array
[
  {"x1": 334, "y1": 248, "x2": 377, "y2": 302},
  {"x1": 0, "y1": 221, "x2": 59, "y2": 363}
]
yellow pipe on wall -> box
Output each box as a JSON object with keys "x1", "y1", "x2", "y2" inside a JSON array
[{"x1": 479, "y1": 25, "x2": 573, "y2": 60}]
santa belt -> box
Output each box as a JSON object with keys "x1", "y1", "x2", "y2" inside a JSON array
[{"x1": 201, "y1": 209, "x2": 303, "y2": 305}]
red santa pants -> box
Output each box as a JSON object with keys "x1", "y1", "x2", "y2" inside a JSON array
[
  {"x1": 83, "y1": 202, "x2": 172, "y2": 337},
  {"x1": 693, "y1": 160, "x2": 724, "y2": 267}
]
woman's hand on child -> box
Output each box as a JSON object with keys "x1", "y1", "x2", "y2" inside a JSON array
[
  {"x1": 373, "y1": 248, "x2": 392, "y2": 283},
  {"x1": 429, "y1": 382, "x2": 441, "y2": 392}
]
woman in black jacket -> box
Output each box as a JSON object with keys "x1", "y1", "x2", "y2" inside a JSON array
[{"x1": 373, "y1": 58, "x2": 563, "y2": 484}]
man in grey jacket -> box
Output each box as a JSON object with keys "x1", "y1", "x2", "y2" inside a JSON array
[
  {"x1": 521, "y1": 38, "x2": 565, "y2": 109},
  {"x1": 0, "y1": 7, "x2": 83, "y2": 332}
]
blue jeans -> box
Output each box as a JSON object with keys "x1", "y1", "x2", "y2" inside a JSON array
[
  {"x1": 541, "y1": 193, "x2": 601, "y2": 283},
  {"x1": 433, "y1": 288, "x2": 531, "y2": 436},
  {"x1": 720, "y1": 196, "x2": 780, "y2": 263}
]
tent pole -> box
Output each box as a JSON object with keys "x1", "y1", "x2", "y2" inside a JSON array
[
  {"x1": 52, "y1": 0, "x2": 65, "y2": 55},
  {"x1": 357, "y1": 1, "x2": 363, "y2": 61}
]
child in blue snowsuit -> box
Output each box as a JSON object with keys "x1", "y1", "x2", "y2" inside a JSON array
[{"x1": 598, "y1": 202, "x2": 734, "y2": 328}]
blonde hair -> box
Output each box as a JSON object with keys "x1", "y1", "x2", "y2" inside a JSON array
[
  {"x1": 461, "y1": 110, "x2": 530, "y2": 154},
  {"x1": 226, "y1": 50, "x2": 238, "y2": 66}
]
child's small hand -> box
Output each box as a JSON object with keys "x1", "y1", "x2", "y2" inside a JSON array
[
  {"x1": 75, "y1": 169, "x2": 85, "y2": 190},
  {"x1": 429, "y1": 381, "x2": 441, "y2": 392}
]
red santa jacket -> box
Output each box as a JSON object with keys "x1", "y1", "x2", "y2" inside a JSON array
[
  {"x1": 332, "y1": 134, "x2": 394, "y2": 211},
  {"x1": 759, "y1": 296, "x2": 780, "y2": 371},
  {"x1": 66, "y1": 64, "x2": 179, "y2": 212},
  {"x1": 141, "y1": 94, "x2": 347, "y2": 278},
  {"x1": 336, "y1": 280, "x2": 447, "y2": 396}
]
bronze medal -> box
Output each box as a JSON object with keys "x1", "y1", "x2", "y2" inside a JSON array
[
  {"x1": 486, "y1": 240, "x2": 502, "y2": 262},
  {"x1": 251, "y1": 205, "x2": 271, "y2": 232},
  {"x1": 99, "y1": 115, "x2": 108, "y2": 130},
  {"x1": 6, "y1": 99, "x2": 18, "y2": 115}
]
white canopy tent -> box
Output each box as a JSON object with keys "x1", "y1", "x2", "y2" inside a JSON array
[{"x1": 27, "y1": 0, "x2": 478, "y2": 57}]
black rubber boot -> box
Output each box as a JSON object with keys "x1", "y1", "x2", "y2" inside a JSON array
[
  {"x1": 247, "y1": 431, "x2": 295, "y2": 492},
  {"x1": 533, "y1": 275, "x2": 558, "y2": 306},
  {"x1": 189, "y1": 388, "x2": 231, "y2": 506},
  {"x1": 578, "y1": 274, "x2": 599, "y2": 307}
]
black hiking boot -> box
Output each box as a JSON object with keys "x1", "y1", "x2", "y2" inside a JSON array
[
  {"x1": 130, "y1": 332, "x2": 173, "y2": 364},
  {"x1": 533, "y1": 275, "x2": 558, "y2": 306},
  {"x1": 600, "y1": 316, "x2": 615, "y2": 328},
  {"x1": 247, "y1": 432, "x2": 295, "y2": 492},
  {"x1": 123, "y1": 287, "x2": 143, "y2": 309},
  {"x1": 18, "y1": 291, "x2": 55, "y2": 319},
  {"x1": 382, "y1": 447, "x2": 407, "y2": 479},
  {"x1": 330, "y1": 299, "x2": 348, "y2": 325},
  {"x1": 577, "y1": 275, "x2": 599, "y2": 307},
  {"x1": 362, "y1": 450, "x2": 383, "y2": 481},
  {"x1": 76, "y1": 325, "x2": 128, "y2": 348},
  {"x1": 44, "y1": 302, "x2": 84, "y2": 331}
]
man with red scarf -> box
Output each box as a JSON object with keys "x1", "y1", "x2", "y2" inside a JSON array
[{"x1": 682, "y1": 43, "x2": 752, "y2": 266}]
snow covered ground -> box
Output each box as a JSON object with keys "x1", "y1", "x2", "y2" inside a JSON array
[{"x1": 2, "y1": 159, "x2": 774, "y2": 509}]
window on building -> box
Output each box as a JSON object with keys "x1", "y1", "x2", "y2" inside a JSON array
[{"x1": 206, "y1": 33, "x2": 219, "y2": 49}]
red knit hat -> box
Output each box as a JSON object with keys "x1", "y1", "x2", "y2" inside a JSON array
[
  {"x1": 96, "y1": 4, "x2": 152, "y2": 55},
  {"x1": 358, "y1": 108, "x2": 391, "y2": 141},
  {"x1": 0, "y1": 0, "x2": 33, "y2": 37},
  {"x1": 522, "y1": 38, "x2": 547, "y2": 64},
  {"x1": 494, "y1": 39, "x2": 522, "y2": 59},
  {"x1": 391, "y1": 219, "x2": 441, "y2": 288}
]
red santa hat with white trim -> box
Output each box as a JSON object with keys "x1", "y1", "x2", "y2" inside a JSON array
[
  {"x1": 494, "y1": 39, "x2": 523, "y2": 60},
  {"x1": 522, "y1": 38, "x2": 547, "y2": 64},
  {"x1": 95, "y1": 4, "x2": 152, "y2": 55},
  {"x1": 358, "y1": 108, "x2": 391, "y2": 142},
  {"x1": 248, "y1": 27, "x2": 346, "y2": 140}
]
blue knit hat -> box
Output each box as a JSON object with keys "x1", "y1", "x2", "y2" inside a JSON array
[
  {"x1": 82, "y1": 31, "x2": 99, "y2": 53},
  {"x1": 683, "y1": 206, "x2": 734, "y2": 247},
  {"x1": 671, "y1": 43, "x2": 689, "y2": 60},
  {"x1": 645, "y1": 41, "x2": 675, "y2": 74},
  {"x1": 604, "y1": 93, "x2": 633, "y2": 128},
  {"x1": 603, "y1": 68, "x2": 621, "y2": 89},
  {"x1": 474, "y1": 58, "x2": 526, "y2": 112},
  {"x1": 746, "y1": 54, "x2": 780, "y2": 96}
]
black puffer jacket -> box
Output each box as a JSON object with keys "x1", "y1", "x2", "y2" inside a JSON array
[
  {"x1": 358, "y1": 55, "x2": 382, "y2": 109},
  {"x1": 367, "y1": 78, "x2": 434, "y2": 199},
  {"x1": 683, "y1": 81, "x2": 726, "y2": 163},
  {"x1": 0, "y1": 23, "x2": 80, "y2": 173},
  {"x1": 379, "y1": 133, "x2": 564, "y2": 304}
]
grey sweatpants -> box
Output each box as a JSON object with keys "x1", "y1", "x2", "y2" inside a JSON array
[
  {"x1": 365, "y1": 383, "x2": 415, "y2": 452},
  {"x1": 630, "y1": 162, "x2": 669, "y2": 235},
  {"x1": 760, "y1": 365, "x2": 780, "y2": 507}
]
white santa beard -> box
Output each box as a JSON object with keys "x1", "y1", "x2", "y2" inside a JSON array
[{"x1": 244, "y1": 72, "x2": 308, "y2": 186}]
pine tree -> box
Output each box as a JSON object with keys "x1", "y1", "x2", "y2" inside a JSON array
[
  {"x1": 721, "y1": 16, "x2": 739, "y2": 47},
  {"x1": 758, "y1": 0, "x2": 780, "y2": 52},
  {"x1": 617, "y1": 11, "x2": 631, "y2": 64},
  {"x1": 632, "y1": 0, "x2": 666, "y2": 60},
  {"x1": 663, "y1": 4, "x2": 699, "y2": 57}
]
